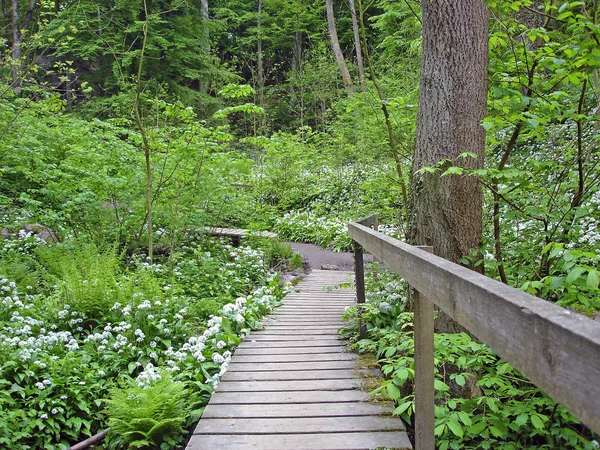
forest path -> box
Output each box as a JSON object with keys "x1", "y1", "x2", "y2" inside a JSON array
[
  {"x1": 288, "y1": 242, "x2": 374, "y2": 271},
  {"x1": 185, "y1": 270, "x2": 411, "y2": 450}
]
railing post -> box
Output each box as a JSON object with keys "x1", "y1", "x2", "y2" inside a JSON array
[
  {"x1": 354, "y1": 240, "x2": 367, "y2": 339},
  {"x1": 414, "y1": 245, "x2": 434, "y2": 450}
]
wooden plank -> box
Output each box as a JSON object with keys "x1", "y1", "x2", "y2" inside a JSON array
[
  {"x1": 186, "y1": 431, "x2": 412, "y2": 450},
  {"x1": 193, "y1": 416, "x2": 404, "y2": 434},
  {"x1": 200, "y1": 402, "x2": 391, "y2": 419},
  {"x1": 227, "y1": 361, "x2": 357, "y2": 371},
  {"x1": 349, "y1": 221, "x2": 600, "y2": 433},
  {"x1": 271, "y1": 313, "x2": 344, "y2": 318},
  {"x1": 264, "y1": 318, "x2": 345, "y2": 323},
  {"x1": 238, "y1": 340, "x2": 345, "y2": 348},
  {"x1": 262, "y1": 320, "x2": 345, "y2": 325},
  {"x1": 263, "y1": 325, "x2": 342, "y2": 330},
  {"x1": 251, "y1": 329, "x2": 340, "y2": 336},
  {"x1": 244, "y1": 335, "x2": 342, "y2": 342},
  {"x1": 413, "y1": 245, "x2": 434, "y2": 450},
  {"x1": 234, "y1": 346, "x2": 347, "y2": 355},
  {"x1": 216, "y1": 379, "x2": 359, "y2": 392},
  {"x1": 209, "y1": 390, "x2": 368, "y2": 404},
  {"x1": 221, "y1": 370, "x2": 359, "y2": 382},
  {"x1": 231, "y1": 353, "x2": 356, "y2": 363}
]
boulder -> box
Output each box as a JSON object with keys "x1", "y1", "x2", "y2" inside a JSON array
[
  {"x1": 20, "y1": 224, "x2": 61, "y2": 244},
  {"x1": 320, "y1": 264, "x2": 340, "y2": 271}
]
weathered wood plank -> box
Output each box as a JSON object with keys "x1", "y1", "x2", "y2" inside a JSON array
[
  {"x1": 413, "y1": 245, "x2": 435, "y2": 450},
  {"x1": 234, "y1": 346, "x2": 347, "y2": 355},
  {"x1": 221, "y1": 369, "x2": 359, "y2": 382},
  {"x1": 193, "y1": 416, "x2": 404, "y2": 434},
  {"x1": 238, "y1": 340, "x2": 345, "y2": 348},
  {"x1": 245, "y1": 335, "x2": 342, "y2": 342},
  {"x1": 209, "y1": 390, "x2": 368, "y2": 404},
  {"x1": 200, "y1": 402, "x2": 391, "y2": 419},
  {"x1": 349, "y1": 221, "x2": 600, "y2": 433},
  {"x1": 186, "y1": 432, "x2": 412, "y2": 450},
  {"x1": 231, "y1": 353, "x2": 356, "y2": 363},
  {"x1": 251, "y1": 329, "x2": 340, "y2": 336},
  {"x1": 263, "y1": 325, "x2": 342, "y2": 330},
  {"x1": 216, "y1": 379, "x2": 359, "y2": 392},
  {"x1": 227, "y1": 361, "x2": 356, "y2": 371}
]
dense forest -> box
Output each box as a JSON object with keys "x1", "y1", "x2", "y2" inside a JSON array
[{"x1": 1, "y1": 0, "x2": 599, "y2": 448}]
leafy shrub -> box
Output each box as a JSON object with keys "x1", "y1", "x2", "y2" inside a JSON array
[
  {"x1": 342, "y1": 265, "x2": 597, "y2": 450},
  {"x1": 104, "y1": 372, "x2": 188, "y2": 450},
  {"x1": 37, "y1": 243, "x2": 123, "y2": 320},
  {"x1": 0, "y1": 235, "x2": 289, "y2": 449},
  {"x1": 274, "y1": 211, "x2": 353, "y2": 252}
]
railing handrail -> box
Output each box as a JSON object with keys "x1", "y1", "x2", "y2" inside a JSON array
[{"x1": 349, "y1": 218, "x2": 600, "y2": 444}]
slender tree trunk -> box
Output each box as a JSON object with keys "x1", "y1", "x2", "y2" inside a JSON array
[
  {"x1": 410, "y1": 0, "x2": 488, "y2": 334},
  {"x1": 291, "y1": 30, "x2": 305, "y2": 127},
  {"x1": 134, "y1": 0, "x2": 153, "y2": 262},
  {"x1": 348, "y1": 0, "x2": 365, "y2": 89},
  {"x1": 325, "y1": 0, "x2": 353, "y2": 94},
  {"x1": 256, "y1": 0, "x2": 265, "y2": 130},
  {"x1": 11, "y1": 0, "x2": 22, "y2": 95},
  {"x1": 357, "y1": 0, "x2": 408, "y2": 230},
  {"x1": 22, "y1": 0, "x2": 34, "y2": 31},
  {"x1": 199, "y1": 0, "x2": 209, "y2": 93}
]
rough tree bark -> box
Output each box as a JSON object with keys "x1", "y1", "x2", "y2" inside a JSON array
[
  {"x1": 348, "y1": 0, "x2": 365, "y2": 89},
  {"x1": 199, "y1": 0, "x2": 209, "y2": 93},
  {"x1": 410, "y1": 0, "x2": 488, "y2": 334},
  {"x1": 256, "y1": 0, "x2": 266, "y2": 132},
  {"x1": 11, "y1": 0, "x2": 22, "y2": 95},
  {"x1": 10, "y1": 0, "x2": 36, "y2": 96},
  {"x1": 325, "y1": 0, "x2": 353, "y2": 94}
]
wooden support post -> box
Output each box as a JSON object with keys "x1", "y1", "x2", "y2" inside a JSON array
[
  {"x1": 414, "y1": 245, "x2": 434, "y2": 450},
  {"x1": 354, "y1": 240, "x2": 367, "y2": 339}
]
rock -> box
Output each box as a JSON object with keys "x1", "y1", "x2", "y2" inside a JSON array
[
  {"x1": 20, "y1": 224, "x2": 61, "y2": 244},
  {"x1": 320, "y1": 264, "x2": 340, "y2": 271},
  {"x1": 0, "y1": 228, "x2": 10, "y2": 239}
]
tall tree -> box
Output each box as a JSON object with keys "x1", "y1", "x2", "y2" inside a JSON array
[
  {"x1": 10, "y1": 0, "x2": 36, "y2": 95},
  {"x1": 11, "y1": 0, "x2": 21, "y2": 95},
  {"x1": 348, "y1": 0, "x2": 364, "y2": 89},
  {"x1": 325, "y1": 0, "x2": 353, "y2": 94},
  {"x1": 410, "y1": 0, "x2": 488, "y2": 333}
]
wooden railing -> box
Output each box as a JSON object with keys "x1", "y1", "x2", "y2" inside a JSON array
[{"x1": 349, "y1": 216, "x2": 600, "y2": 450}]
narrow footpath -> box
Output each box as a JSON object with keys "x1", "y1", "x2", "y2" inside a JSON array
[{"x1": 186, "y1": 270, "x2": 411, "y2": 450}]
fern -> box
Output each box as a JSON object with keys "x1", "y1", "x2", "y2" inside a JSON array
[{"x1": 104, "y1": 374, "x2": 189, "y2": 450}]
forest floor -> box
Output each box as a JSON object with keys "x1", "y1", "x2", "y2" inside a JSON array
[{"x1": 287, "y1": 242, "x2": 374, "y2": 271}]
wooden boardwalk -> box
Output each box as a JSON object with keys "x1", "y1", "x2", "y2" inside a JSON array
[{"x1": 186, "y1": 270, "x2": 411, "y2": 450}]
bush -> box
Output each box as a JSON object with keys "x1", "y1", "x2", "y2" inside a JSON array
[{"x1": 104, "y1": 372, "x2": 188, "y2": 450}]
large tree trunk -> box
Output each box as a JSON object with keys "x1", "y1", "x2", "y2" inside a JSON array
[
  {"x1": 348, "y1": 0, "x2": 365, "y2": 89},
  {"x1": 11, "y1": 0, "x2": 21, "y2": 95},
  {"x1": 410, "y1": 0, "x2": 488, "y2": 334},
  {"x1": 325, "y1": 0, "x2": 353, "y2": 94}
]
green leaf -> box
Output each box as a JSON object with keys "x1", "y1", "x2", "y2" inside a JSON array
[
  {"x1": 488, "y1": 418, "x2": 508, "y2": 436},
  {"x1": 566, "y1": 266, "x2": 585, "y2": 283},
  {"x1": 586, "y1": 270, "x2": 599, "y2": 289},
  {"x1": 468, "y1": 420, "x2": 487, "y2": 435},
  {"x1": 393, "y1": 401, "x2": 412, "y2": 416},
  {"x1": 515, "y1": 413, "x2": 528, "y2": 427},
  {"x1": 386, "y1": 383, "x2": 400, "y2": 400},
  {"x1": 531, "y1": 414, "x2": 545, "y2": 430},
  {"x1": 447, "y1": 418, "x2": 464, "y2": 438},
  {"x1": 458, "y1": 411, "x2": 472, "y2": 427},
  {"x1": 454, "y1": 374, "x2": 466, "y2": 387}
]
